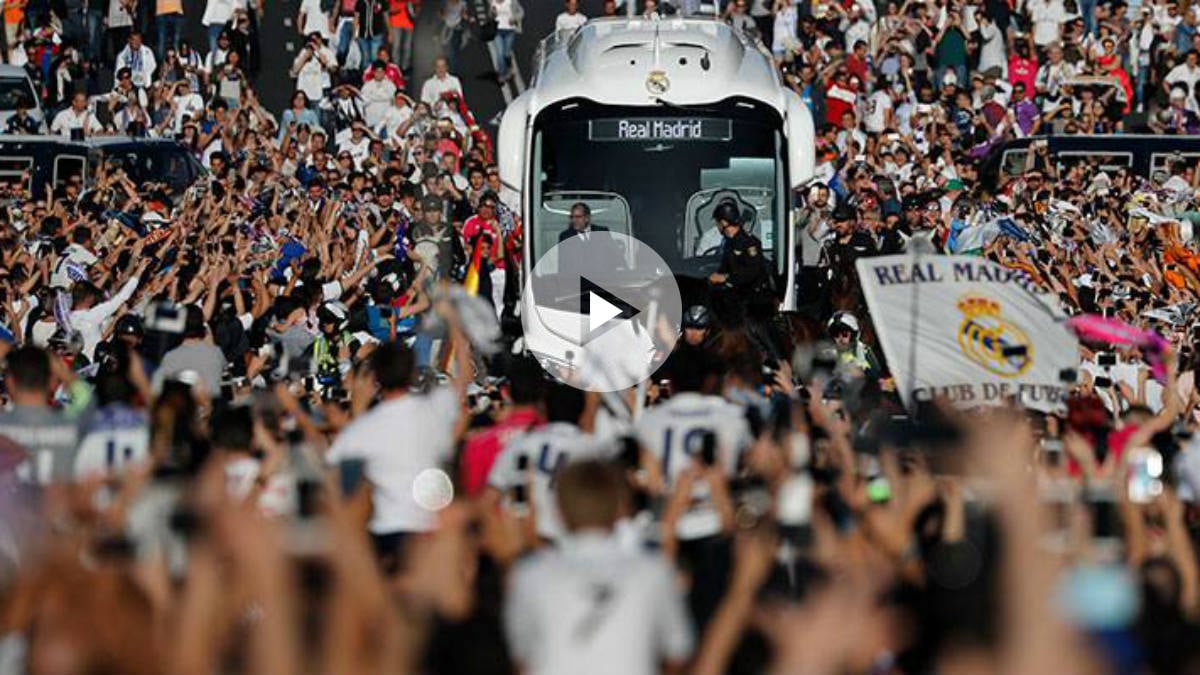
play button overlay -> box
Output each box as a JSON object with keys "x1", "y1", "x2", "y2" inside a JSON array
[
  {"x1": 581, "y1": 277, "x2": 640, "y2": 343},
  {"x1": 521, "y1": 230, "x2": 683, "y2": 393}
]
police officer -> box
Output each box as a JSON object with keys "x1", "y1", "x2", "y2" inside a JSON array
[
  {"x1": 708, "y1": 198, "x2": 771, "y2": 323},
  {"x1": 828, "y1": 310, "x2": 880, "y2": 380}
]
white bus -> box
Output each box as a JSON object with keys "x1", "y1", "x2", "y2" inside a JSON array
[{"x1": 497, "y1": 15, "x2": 815, "y2": 312}]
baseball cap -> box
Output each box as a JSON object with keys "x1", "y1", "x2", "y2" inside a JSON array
[
  {"x1": 116, "y1": 314, "x2": 143, "y2": 336},
  {"x1": 421, "y1": 195, "x2": 443, "y2": 212}
]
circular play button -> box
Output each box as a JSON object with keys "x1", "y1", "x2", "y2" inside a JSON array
[{"x1": 521, "y1": 231, "x2": 683, "y2": 392}]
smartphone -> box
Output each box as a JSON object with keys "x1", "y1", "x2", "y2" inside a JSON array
[
  {"x1": 1126, "y1": 446, "x2": 1164, "y2": 504},
  {"x1": 1097, "y1": 352, "x2": 1117, "y2": 367},
  {"x1": 618, "y1": 436, "x2": 641, "y2": 470},
  {"x1": 297, "y1": 478, "x2": 322, "y2": 519},
  {"x1": 338, "y1": 458, "x2": 366, "y2": 498},
  {"x1": 699, "y1": 430, "x2": 717, "y2": 466},
  {"x1": 1093, "y1": 376, "x2": 1113, "y2": 389},
  {"x1": 1041, "y1": 438, "x2": 1064, "y2": 468},
  {"x1": 512, "y1": 454, "x2": 529, "y2": 506}
]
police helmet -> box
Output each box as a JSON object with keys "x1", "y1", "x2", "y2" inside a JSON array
[
  {"x1": 713, "y1": 198, "x2": 742, "y2": 226},
  {"x1": 682, "y1": 305, "x2": 712, "y2": 329},
  {"x1": 317, "y1": 302, "x2": 349, "y2": 330},
  {"x1": 828, "y1": 311, "x2": 860, "y2": 337}
]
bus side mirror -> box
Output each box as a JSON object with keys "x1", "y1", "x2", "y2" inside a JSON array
[
  {"x1": 784, "y1": 89, "x2": 815, "y2": 188},
  {"x1": 497, "y1": 91, "x2": 532, "y2": 211}
]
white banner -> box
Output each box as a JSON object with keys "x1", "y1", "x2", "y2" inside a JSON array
[{"x1": 855, "y1": 254, "x2": 1079, "y2": 411}]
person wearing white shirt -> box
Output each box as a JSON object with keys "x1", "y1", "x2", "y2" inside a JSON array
[
  {"x1": 335, "y1": 122, "x2": 373, "y2": 168},
  {"x1": 114, "y1": 32, "x2": 157, "y2": 89},
  {"x1": 204, "y1": 30, "x2": 233, "y2": 73},
  {"x1": 360, "y1": 65, "x2": 397, "y2": 128},
  {"x1": 863, "y1": 85, "x2": 893, "y2": 134},
  {"x1": 504, "y1": 460, "x2": 694, "y2": 675},
  {"x1": 325, "y1": 330, "x2": 470, "y2": 557},
  {"x1": 51, "y1": 93, "x2": 104, "y2": 139},
  {"x1": 1027, "y1": 0, "x2": 1068, "y2": 48},
  {"x1": 298, "y1": 0, "x2": 335, "y2": 41},
  {"x1": 555, "y1": 0, "x2": 587, "y2": 35},
  {"x1": 378, "y1": 91, "x2": 415, "y2": 144},
  {"x1": 421, "y1": 56, "x2": 464, "y2": 105},
  {"x1": 1165, "y1": 50, "x2": 1200, "y2": 113},
  {"x1": 1035, "y1": 43, "x2": 1076, "y2": 96},
  {"x1": 487, "y1": 384, "x2": 615, "y2": 542},
  {"x1": 977, "y1": 13, "x2": 1007, "y2": 77},
  {"x1": 291, "y1": 33, "x2": 338, "y2": 103},
  {"x1": 69, "y1": 265, "x2": 148, "y2": 361},
  {"x1": 634, "y1": 352, "x2": 750, "y2": 544},
  {"x1": 203, "y1": 0, "x2": 243, "y2": 55},
  {"x1": 170, "y1": 80, "x2": 206, "y2": 133},
  {"x1": 51, "y1": 236, "x2": 100, "y2": 290},
  {"x1": 491, "y1": 0, "x2": 523, "y2": 81}
]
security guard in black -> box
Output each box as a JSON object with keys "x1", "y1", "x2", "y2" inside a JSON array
[{"x1": 708, "y1": 199, "x2": 766, "y2": 291}]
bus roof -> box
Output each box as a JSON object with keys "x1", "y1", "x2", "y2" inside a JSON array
[{"x1": 529, "y1": 16, "x2": 786, "y2": 116}]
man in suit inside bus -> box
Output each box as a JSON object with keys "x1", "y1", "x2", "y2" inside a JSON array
[{"x1": 558, "y1": 202, "x2": 609, "y2": 242}]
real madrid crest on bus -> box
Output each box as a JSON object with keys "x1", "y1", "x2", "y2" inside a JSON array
[{"x1": 645, "y1": 70, "x2": 670, "y2": 95}]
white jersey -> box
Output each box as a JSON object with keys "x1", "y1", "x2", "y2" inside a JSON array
[
  {"x1": 73, "y1": 405, "x2": 150, "y2": 480},
  {"x1": 489, "y1": 422, "x2": 615, "y2": 541},
  {"x1": 634, "y1": 392, "x2": 751, "y2": 540},
  {"x1": 504, "y1": 531, "x2": 694, "y2": 675}
]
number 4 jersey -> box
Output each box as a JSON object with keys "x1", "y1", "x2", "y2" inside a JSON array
[{"x1": 488, "y1": 422, "x2": 616, "y2": 542}]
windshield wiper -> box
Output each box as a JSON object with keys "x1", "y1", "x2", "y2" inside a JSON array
[{"x1": 651, "y1": 97, "x2": 718, "y2": 114}]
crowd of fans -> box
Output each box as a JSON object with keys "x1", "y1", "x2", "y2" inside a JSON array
[{"x1": 0, "y1": 1, "x2": 1199, "y2": 675}]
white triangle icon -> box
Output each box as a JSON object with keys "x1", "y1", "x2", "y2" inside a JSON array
[{"x1": 589, "y1": 291, "x2": 623, "y2": 335}]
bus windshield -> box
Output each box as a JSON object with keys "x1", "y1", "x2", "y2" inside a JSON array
[{"x1": 530, "y1": 99, "x2": 785, "y2": 279}]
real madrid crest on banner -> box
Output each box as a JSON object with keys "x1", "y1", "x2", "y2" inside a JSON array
[
  {"x1": 855, "y1": 255, "x2": 1079, "y2": 412},
  {"x1": 956, "y1": 294, "x2": 1033, "y2": 378}
]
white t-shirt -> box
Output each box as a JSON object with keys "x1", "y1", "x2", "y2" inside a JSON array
[
  {"x1": 863, "y1": 90, "x2": 892, "y2": 134},
  {"x1": 69, "y1": 276, "x2": 141, "y2": 360},
  {"x1": 50, "y1": 107, "x2": 103, "y2": 138},
  {"x1": 74, "y1": 408, "x2": 150, "y2": 480},
  {"x1": 555, "y1": 11, "x2": 587, "y2": 33},
  {"x1": 978, "y1": 21, "x2": 1007, "y2": 75},
  {"x1": 378, "y1": 102, "x2": 414, "y2": 141},
  {"x1": 203, "y1": 0, "x2": 242, "y2": 27},
  {"x1": 300, "y1": 0, "x2": 335, "y2": 40},
  {"x1": 488, "y1": 422, "x2": 615, "y2": 541},
  {"x1": 504, "y1": 531, "x2": 694, "y2": 675},
  {"x1": 326, "y1": 388, "x2": 461, "y2": 534},
  {"x1": 361, "y1": 78, "x2": 398, "y2": 128},
  {"x1": 51, "y1": 244, "x2": 100, "y2": 288},
  {"x1": 492, "y1": 0, "x2": 517, "y2": 30},
  {"x1": 1028, "y1": 0, "x2": 1067, "y2": 47},
  {"x1": 1165, "y1": 63, "x2": 1200, "y2": 113},
  {"x1": 634, "y1": 392, "x2": 751, "y2": 540},
  {"x1": 421, "y1": 73, "x2": 464, "y2": 105},
  {"x1": 772, "y1": 4, "x2": 798, "y2": 54},
  {"x1": 335, "y1": 131, "x2": 371, "y2": 168}
]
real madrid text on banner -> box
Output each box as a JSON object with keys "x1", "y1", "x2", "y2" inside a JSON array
[{"x1": 855, "y1": 254, "x2": 1079, "y2": 412}]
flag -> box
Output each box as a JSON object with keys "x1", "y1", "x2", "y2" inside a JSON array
[
  {"x1": 463, "y1": 236, "x2": 485, "y2": 296},
  {"x1": 950, "y1": 216, "x2": 1028, "y2": 254},
  {"x1": 1066, "y1": 314, "x2": 1170, "y2": 383},
  {"x1": 856, "y1": 254, "x2": 1078, "y2": 412}
]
